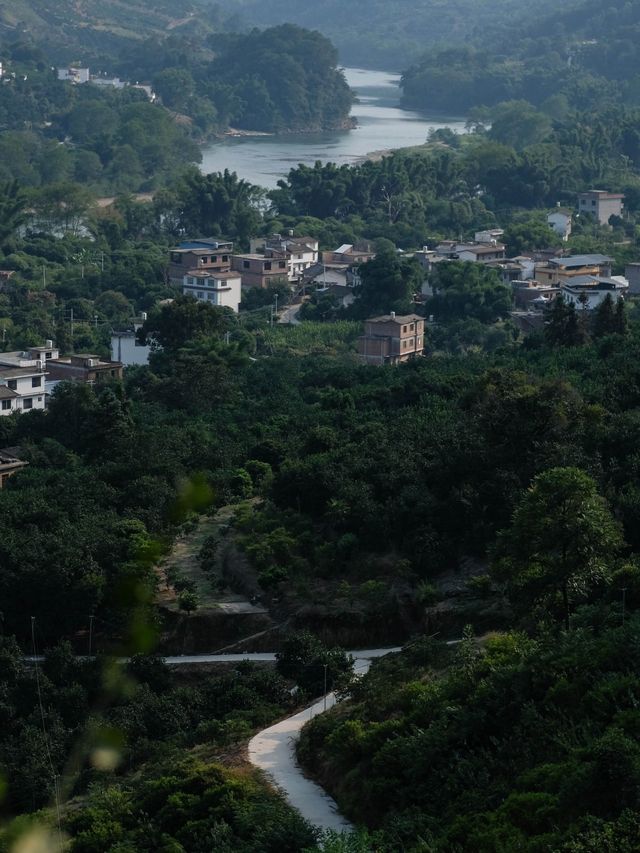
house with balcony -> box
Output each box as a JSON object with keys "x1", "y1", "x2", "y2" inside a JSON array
[
  {"x1": 168, "y1": 240, "x2": 233, "y2": 285},
  {"x1": 182, "y1": 270, "x2": 242, "y2": 311},
  {"x1": 357, "y1": 313, "x2": 425, "y2": 366},
  {"x1": 0, "y1": 347, "x2": 50, "y2": 416}
]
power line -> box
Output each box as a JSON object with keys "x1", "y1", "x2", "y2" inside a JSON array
[{"x1": 30, "y1": 617, "x2": 62, "y2": 838}]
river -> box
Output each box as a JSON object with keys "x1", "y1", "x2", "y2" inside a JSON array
[{"x1": 199, "y1": 68, "x2": 466, "y2": 189}]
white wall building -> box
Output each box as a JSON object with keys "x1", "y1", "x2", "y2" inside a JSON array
[
  {"x1": 548, "y1": 208, "x2": 572, "y2": 241},
  {"x1": 182, "y1": 271, "x2": 242, "y2": 312},
  {"x1": 560, "y1": 276, "x2": 628, "y2": 310},
  {"x1": 0, "y1": 344, "x2": 55, "y2": 416},
  {"x1": 111, "y1": 316, "x2": 152, "y2": 367},
  {"x1": 57, "y1": 67, "x2": 90, "y2": 84}
]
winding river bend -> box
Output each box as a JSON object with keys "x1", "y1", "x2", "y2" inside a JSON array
[{"x1": 200, "y1": 67, "x2": 466, "y2": 189}]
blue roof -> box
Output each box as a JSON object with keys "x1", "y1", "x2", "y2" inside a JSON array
[{"x1": 550, "y1": 254, "x2": 612, "y2": 268}]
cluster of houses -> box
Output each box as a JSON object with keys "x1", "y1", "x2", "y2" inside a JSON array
[
  {"x1": 164, "y1": 234, "x2": 376, "y2": 315},
  {"x1": 57, "y1": 66, "x2": 156, "y2": 101},
  {"x1": 0, "y1": 342, "x2": 123, "y2": 418}
]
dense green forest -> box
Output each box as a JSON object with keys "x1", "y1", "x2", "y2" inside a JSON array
[
  {"x1": 402, "y1": 0, "x2": 640, "y2": 112},
  {"x1": 0, "y1": 24, "x2": 351, "y2": 194},
  {"x1": 3, "y1": 0, "x2": 640, "y2": 847},
  {"x1": 222, "y1": 0, "x2": 564, "y2": 69},
  {"x1": 0, "y1": 0, "x2": 233, "y2": 64}
]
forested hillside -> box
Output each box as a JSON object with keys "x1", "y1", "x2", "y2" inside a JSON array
[
  {"x1": 402, "y1": 0, "x2": 640, "y2": 112},
  {"x1": 221, "y1": 0, "x2": 563, "y2": 69},
  {"x1": 0, "y1": 0, "x2": 223, "y2": 62}
]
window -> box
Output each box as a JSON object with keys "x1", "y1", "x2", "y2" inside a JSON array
[
  {"x1": 264, "y1": 261, "x2": 272, "y2": 271},
  {"x1": 1, "y1": 400, "x2": 10, "y2": 411},
  {"x1": 243, "y1": 261, "x2": 250, "y2": 269},
  {"x1": 38, "y1": 397, "x2": 42, "y2": 402},
  {"x1": 222, "y1": 255, "x2": 228, "y2": 262},
  {"x1": 23, "y1": 398, "x2": 33, "y2": 410},
  {"x1": 211, "y1": 255, "x2": 218, "y2": 263},
  {"x1": 7, "y1": 380, "x2": 16, "y2": 391},
  {"x1": 279, "y1": 261, "x2": 287, "y2": 269},
  {"x1": 592, "y1": 200, "x2": 596, "y2": 207},
  {"x1": 410, "y1": 323, "x2": 415, "y2": 331},
  {"x1": 32, "y1": 376, "x2": 41, "y2": 388},
  {"x1": 402, "y1": 325, "x2": 407, "y2": 333},
  {"x1": 197, "y1": 292, "x2": 205, "y2": 299},
  {"x1": 45, "y1": 352, "x2": 52, "y2": 359}
]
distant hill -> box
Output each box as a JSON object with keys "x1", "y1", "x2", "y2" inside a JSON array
[
  {"x1": 0, "y1": 0, "x2": 225, "y2": 61},
  {"x1": 401, "y1": 0, "x2": 640, "y2": 112},
  {"x1": 219, "y1": 0, "x2": 562, "y2": 69}
]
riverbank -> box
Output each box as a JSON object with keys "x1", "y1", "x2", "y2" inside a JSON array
[{"x1": 199, "y1": 66, "x2": 466, "y2": 189}]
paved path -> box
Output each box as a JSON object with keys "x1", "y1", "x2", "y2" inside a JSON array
[
  {"x1": 248, "y1": 649, "x2": 400, "y2": 832},
  {"x1": 278, "y1": 303, "x2": 302, "y2": 325}
]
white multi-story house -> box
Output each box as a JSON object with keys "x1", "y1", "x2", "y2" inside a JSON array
[
  {"x1": 0, "y1": 344, "x2": 55, "y2": 416},
  {"x1": 182, "y1": 271, "x2": 242, "y2": 312},
  {"x1": 111, "y1": 315, "x2": 152, "y2": 366}
]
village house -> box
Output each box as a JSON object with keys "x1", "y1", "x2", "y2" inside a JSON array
[
  {"x1": 168, "y1": 240, "x2": 234, "y2": 285},
  {"x1": 534, "y1": 254, "x2": 613, "y2": 285},
  {"x1": 231, "y1": 253, "x2": 290, "y2": 289},
  {"x1": 0, "y1": 447, "x2": 28, "y2": 488},
  {"x1": 548, "y1": 207, "x2": 573, "y2": 241},
  {"x1": 182, "y1": 270, "x2": 242, "y2": 311},
  {"x1": 435, "y1": 240, "x2": 507, "y2": 264},
  {"x1": 625, "y1": 263, "x2": 640, "y2": 295},
  {"x1": 57, "y1": 67, "x2": 90, "y2": 84},
  {"x1": 577, "y1": 190, "x2": 625, "y2": 226},
  {"x1": 474, "y1": 229, "x2": 505, "y2": 244},
  {"x1": 511, "y1": 280, "x2": 559, "y2": 311},
  {"x1": 357, "y1": 312, "x2": 425, "y2": 366},
  {"x1": 322, "y1": 242, "x2": 377, "y2": 266},
  {"x1": 45, "y1": 353, "x2": 124, "y2": 389},
  {"x1": 111, "y1": 315, "x2": 152, "y2": 366},
  {"x1": 0, "y1": 344, "x2": 52, "y2": 416},
  {"x1": 250, "y1": 233, "x2": 319, "y2": 282},
  {"x1": 559, "y1": 275, "x2": 628, "y2": 310}
]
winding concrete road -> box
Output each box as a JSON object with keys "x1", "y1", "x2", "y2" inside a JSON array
[{"x1": 248, "y1": 649, "x2": 400, "y2": 832}]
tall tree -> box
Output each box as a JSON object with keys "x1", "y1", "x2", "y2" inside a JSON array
[
  {"x1": 0, "y1": 180, "x2": 29, "y2": 253},
  {"x1": 492, "y1": 467, "x2": 623, "y2": 628}
]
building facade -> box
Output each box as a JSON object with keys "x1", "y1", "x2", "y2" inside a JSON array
[
  {"x1": 357, "y1": 313, "x2": 425, "y2": 365},
  {"x1": 182, "y1": 271, "x2": 242, "y2": 311},
  {"x1": 578, "y1": 191, "x2": 624, "y2": 226}
]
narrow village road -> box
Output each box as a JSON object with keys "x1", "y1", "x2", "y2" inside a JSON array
[
  {"x1": 278, "y1": 302, "x2": 302, "y2": 325},
  {"x1": 248, "y1": 650, "x2": 400, "y2": 832}
]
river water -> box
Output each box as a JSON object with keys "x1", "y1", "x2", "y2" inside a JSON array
[{"x1": 199, "y1": 68, "x2": 466, "y2": 189}]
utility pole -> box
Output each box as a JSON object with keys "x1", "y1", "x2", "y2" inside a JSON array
[
  {"x1": 42, "y1": 266, "x2": 46, "y2": 288},
  {"x1": 101, "y1": 251, "x2": 105, "y2": 273},
  {"x1": 70, "y1": 308, "x2": 74, "y2": 345},
  {"x1": 323, "y1": 663, "x2": 328, "y2": 712},
  {"x1": 88, "y1": 615, "x2": 94, "y2": 656}
]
